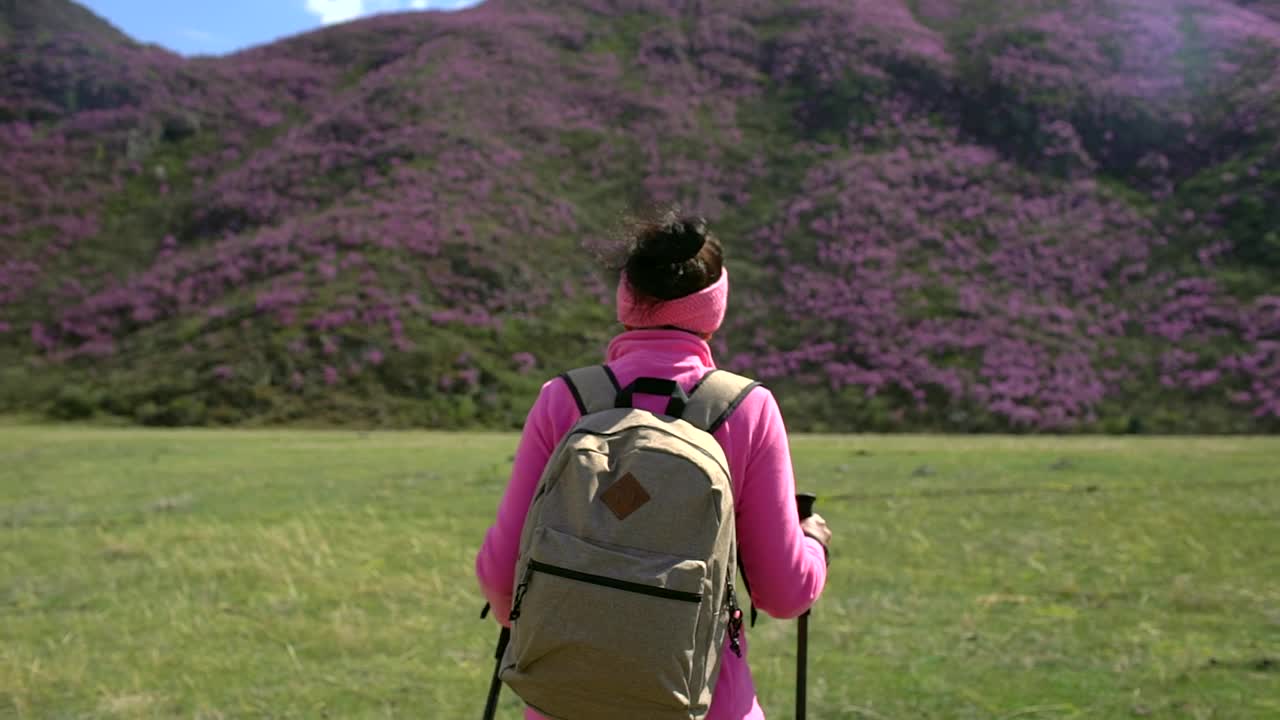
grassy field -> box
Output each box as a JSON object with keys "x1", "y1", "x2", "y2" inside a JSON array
[{"x1": 1, "y1": 424, "x2": 1277, "y2": 719}]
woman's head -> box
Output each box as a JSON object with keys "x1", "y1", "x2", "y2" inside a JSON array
[
  {"x1": 615, "y1": 211, "x2": 729, "y2": 337},
  {"x1": 623, "y1": 213, "x2": 723, "y2": 302}
]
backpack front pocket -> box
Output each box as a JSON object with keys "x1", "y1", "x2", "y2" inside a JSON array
[{"x1": 503, "y1": 526, "x2": 711, "y2": 716}]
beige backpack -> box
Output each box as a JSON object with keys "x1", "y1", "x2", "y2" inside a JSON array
[{"x1": 499, "y1": 366, "x2": 760, "y2": 719}]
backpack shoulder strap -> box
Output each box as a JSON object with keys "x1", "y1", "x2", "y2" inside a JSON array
[
  {"x1": 681, "y1": 370, "x2": 761, "y2": 434},
  {"x1": 560, "y1": 365, "x2": 622, "y2": 416}
]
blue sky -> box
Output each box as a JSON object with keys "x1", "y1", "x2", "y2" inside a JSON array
[{"x1": 79, "y1": 0, "x2": 482, "y2": 56}]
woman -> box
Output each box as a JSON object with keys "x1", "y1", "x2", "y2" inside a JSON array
[{"x1": 476, "y1": 213, "x2": 831, "y2": 719}]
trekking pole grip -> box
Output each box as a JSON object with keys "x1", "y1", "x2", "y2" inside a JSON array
[
  {"x1": 796, "y1": 492, "x2": 817, "y2": 521},
  {"x1": 797, "y1": 492, "x2": 829, "y2": 565}
]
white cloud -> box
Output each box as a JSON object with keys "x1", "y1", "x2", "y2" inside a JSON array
[
  {"x1": 305, "y1": 0, "x2": 365, "y2": 25},
  {"x1": 416, "y1": 0, "x2": 478, "y2": 7},
  {"x1": 304, "y1": 0, "x2": 478, "y2": 25}
]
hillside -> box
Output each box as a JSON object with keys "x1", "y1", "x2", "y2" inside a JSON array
[
  {"x1": 0, "y1": 0, "x2": 127, "y2": 45},
  {"x1": 1, "y1": 0, "x2": 1277, "y2": 432}
]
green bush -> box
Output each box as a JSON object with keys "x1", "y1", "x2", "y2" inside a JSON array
[{"x1": 48, "y1": 384, "x2": 100, "y2": 420}]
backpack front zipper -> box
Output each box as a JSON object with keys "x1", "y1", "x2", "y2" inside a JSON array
[{"x1": 509, "y1": 560, "x2": 702, "y2": 622}]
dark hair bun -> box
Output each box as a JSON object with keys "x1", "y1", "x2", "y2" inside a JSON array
[
  {"x1": 634, "y1": 216, "x2": 708, "y2": 264},
  {"x1": 624, "y1": 212, "x2": 723, "y2": 303}
]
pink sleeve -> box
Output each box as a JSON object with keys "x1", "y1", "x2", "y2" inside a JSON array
[
  {"x1": 733, "y1": 389, "x2": 828, "y2": 620},
  {"x1": 475, "y1": 378, "x2": 575, "y2": 626}
]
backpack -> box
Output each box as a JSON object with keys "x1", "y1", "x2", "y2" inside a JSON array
[{"x1": 498, "y1": 365, "x2": 760, "y2": 720}]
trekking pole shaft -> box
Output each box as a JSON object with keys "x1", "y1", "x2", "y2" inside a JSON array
[
  {"x1": 795, "y1": 492, "x2": 817, "y2": 720},
  {"x1": 482, "y1": 627, "x2": 510, "y2": 720},
  {"x1": 796, "y1": 611, "x2": 809, "y2": 720},
  {"x1": 483, "y1": 673, "x2": 502, "y2": 720}
]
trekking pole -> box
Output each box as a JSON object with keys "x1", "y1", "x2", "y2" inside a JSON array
[
  {"x1": 481, "y1": 604, "x2": 510, "y2": 720},
  {"x1": 795, "y1": 492, "x2": 818, "y2": 720}
]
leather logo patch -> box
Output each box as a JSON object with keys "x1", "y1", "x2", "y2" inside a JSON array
[{"x1": 600, "y1": 472, "x2": 651, "y2": 521}]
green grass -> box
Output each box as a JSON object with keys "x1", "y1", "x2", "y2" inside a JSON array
[{"x1": 1, "y1": 427, "x2": 1277, "y2": 719}]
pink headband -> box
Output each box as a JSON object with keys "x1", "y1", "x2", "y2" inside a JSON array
[{"x1": 616, "y1": 267, "x2": 729, "y2": 335}]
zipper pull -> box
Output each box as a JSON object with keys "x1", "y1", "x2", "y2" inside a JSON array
[
  {"x1": 728, "y1": 607, "x2": 744, "y2": 658},
  {"x1": 509, "y1": 565, "x2": 533, "y2": 622},
  {"x1": 726, "y1": 578, "x2": 744, "y2": 658}
]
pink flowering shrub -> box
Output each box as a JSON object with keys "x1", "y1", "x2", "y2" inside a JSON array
[{"x1": 1, "y1": 0, "x2": 1276, "y2": 430}]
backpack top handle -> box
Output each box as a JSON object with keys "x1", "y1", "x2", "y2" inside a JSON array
[
  {"x1": 615, "y1": 377, "x2": 690, "y2": 418},
  {"x1": 563, "y1": 366, "x2": 762, "y2": 433}
]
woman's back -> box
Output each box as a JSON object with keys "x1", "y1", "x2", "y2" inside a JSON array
[{"x1": 475, "y1": 214, "x2": 829, "y2": 719}]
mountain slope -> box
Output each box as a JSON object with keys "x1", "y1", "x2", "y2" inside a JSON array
[
  {"x1": 1, "y1": 0, "x2": 1277, "y2": 432},
  {"x1": 0, "y1": 0, "x2": 127, "y2": 45}
]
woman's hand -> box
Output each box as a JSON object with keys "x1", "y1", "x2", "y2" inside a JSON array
[{"x1": 800, "y1": 513, "x2": 831, "y2": 548}]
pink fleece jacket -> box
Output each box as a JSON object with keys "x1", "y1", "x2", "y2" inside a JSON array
[{"x1": 475, "y1": 329, "x2": 828, "y2": 719}]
